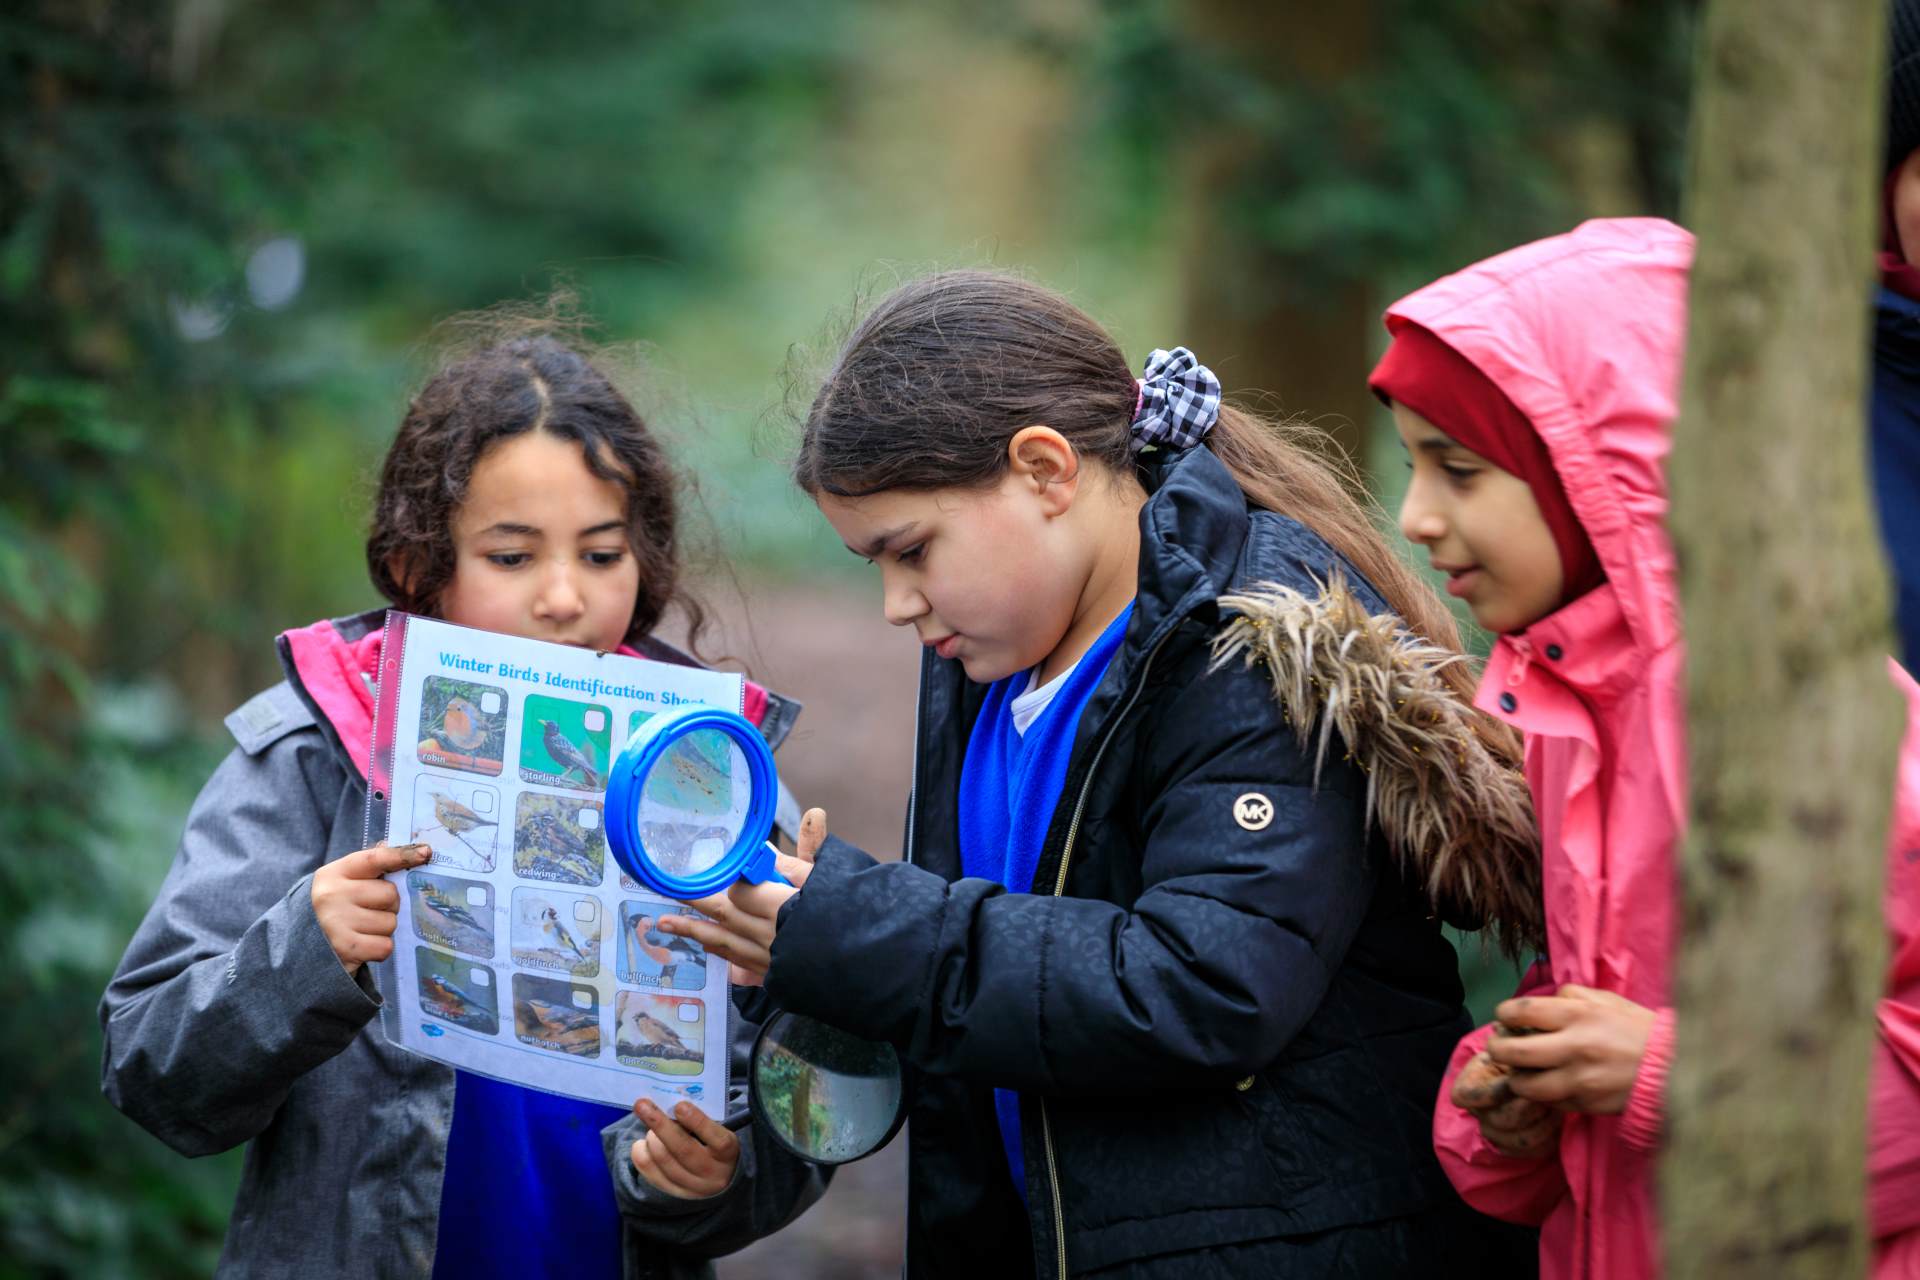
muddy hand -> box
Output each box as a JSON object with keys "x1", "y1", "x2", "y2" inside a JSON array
[
  {"x1": 777, "y1": 806, "x2": 826, "y2": 893},
  {"x1": 1453, "y1": 1048, "x2": 1561, "y2": 1158},
  {"x1": 1489, "y1": 986, "x2": 1656, "y2": 1116}
]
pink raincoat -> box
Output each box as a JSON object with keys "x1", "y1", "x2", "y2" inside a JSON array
[
  {"x1": 1875, "y1": 661, "x2": 1920, "y2": 1275},
  {"x1": 1388, "y1": 216, "x2": 1920, "y2": 1278},
  {"x1": 1386, "y1": 217, "x2": 1692, "y2": 1279}
]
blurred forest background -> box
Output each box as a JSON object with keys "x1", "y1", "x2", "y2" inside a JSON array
[{"x1": 1, "y1": 0, "x2": 1697, "y2": 1274}]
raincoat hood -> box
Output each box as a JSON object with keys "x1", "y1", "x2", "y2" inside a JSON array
[
  {"x1": 1388, "y1": 216, "x2": 1694, "y2": 994},
  {"x1": 1384, "y1": 216, "x2": 1691, "y2": 662}
]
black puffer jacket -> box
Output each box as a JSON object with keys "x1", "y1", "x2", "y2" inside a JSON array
[{"x1": 768, "y1": 445, "x2": 1531, "y2": 1277}]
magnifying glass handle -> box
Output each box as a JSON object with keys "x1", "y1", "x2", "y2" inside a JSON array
[{"x1": 740, "y1": 840, "x2": 791, "y2": 888}]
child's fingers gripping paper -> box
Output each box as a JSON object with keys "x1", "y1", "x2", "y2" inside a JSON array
[
  {"x1": 311, "y1": 842, "x2": 431, "y2": 973},
  {"x1": 631, "y1": 1098, "x2": 738, "y2": 1198},
  {"x1": 631, "y1": 1134, "x2": 700, "y2": 1198}
]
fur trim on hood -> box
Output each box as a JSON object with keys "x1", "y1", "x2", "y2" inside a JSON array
[{"x1": 1211, "y1": 574, "x2": 1546, "y2": 956}]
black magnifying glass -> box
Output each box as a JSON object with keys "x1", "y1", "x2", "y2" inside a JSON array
[{"x1": 748, "y1": 1009, "x2": 907, "y2": 1165}]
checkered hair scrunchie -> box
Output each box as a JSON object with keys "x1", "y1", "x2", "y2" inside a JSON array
[{"x1": 1129, "y1": 347, "x2": 1222, "y2": 453}]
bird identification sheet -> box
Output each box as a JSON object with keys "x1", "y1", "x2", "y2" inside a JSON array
[{"x1": 365, "y1": 611, "x2": 741, "y2": 1117}]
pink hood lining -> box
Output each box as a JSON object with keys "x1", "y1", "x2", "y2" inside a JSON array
[{"x1": 281, "y1": 615, "x2": 771, "y2": 783}]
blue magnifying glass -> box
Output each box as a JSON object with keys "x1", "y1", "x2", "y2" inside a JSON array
[
  {"x1": 605, "y1": 706, "x2": 789, "y2": 898},
  {"x1": 609, "y1": 705, "x2": 905, "y2": 1165}
]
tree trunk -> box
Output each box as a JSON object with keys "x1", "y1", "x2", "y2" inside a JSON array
[{"x1": 1665, "y1": 1, "x2": 1899, "y2": 1275}]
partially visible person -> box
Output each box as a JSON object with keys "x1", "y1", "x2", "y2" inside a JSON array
[{"x1": 1875, "y1": 0, "x2": 1920, "y2": 673}]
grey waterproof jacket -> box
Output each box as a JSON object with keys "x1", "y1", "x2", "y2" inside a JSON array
[{"x1": 100, "y1": 610, "x2": 828, "y2": 1279}]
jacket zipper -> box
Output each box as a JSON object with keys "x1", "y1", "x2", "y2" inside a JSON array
[
  {"x1": 1037, "y1": 628, "x2": 1174, "y2": 1279},
  {"x1": 901, "y1": 654, "x2": 926, "y2": 1279},
  {"x1": 904, "y1": 653, "x2": 928, "y2": 867}
]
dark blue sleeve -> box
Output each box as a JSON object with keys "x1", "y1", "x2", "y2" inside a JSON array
[
  {"x1": 764, "y1": 658, "x2": 1377, "y2": 1093},
  {"x1": 1874, "y1": 357, "x2": 1920, "y2": 672}
]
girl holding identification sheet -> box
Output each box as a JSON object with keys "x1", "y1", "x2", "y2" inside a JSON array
[{"x1": 100, "y1": 325, "x2": 824, "y2": 1278}]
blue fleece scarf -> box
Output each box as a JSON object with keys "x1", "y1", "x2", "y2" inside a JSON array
[{"x1": 957, "y1": 603, "x2": 1134, "y2": 1201}]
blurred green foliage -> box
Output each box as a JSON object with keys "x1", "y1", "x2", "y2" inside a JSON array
[
  {"x1": 1, "y1": 0, "x2": 1692, "y2": 1271},
  {"x1": 0, "y1": 7, "x2": 278, "y2": 1270},
  {"x1": 1089, "y1": 0, "x2": 1695, "y2": 297}
]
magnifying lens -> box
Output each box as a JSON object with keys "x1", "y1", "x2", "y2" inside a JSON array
[
  {"x1": 605, "y1": 707, "x2": 788, "y2": 897},
  {"x1": 609, "y1": 706, "x2": 907, "y2": 1165},
  {"x1": 749, "y1": 1009, "x2": 907, "y2": 1165}
]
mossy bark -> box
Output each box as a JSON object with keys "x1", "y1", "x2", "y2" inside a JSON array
[{"x1": 1665, "y1": 1, "x2": 1900, "y2": 1274}]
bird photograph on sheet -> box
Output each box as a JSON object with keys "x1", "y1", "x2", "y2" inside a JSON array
[
  {"x1": 614, "y1": 991, "x2": 705, "y2": 1075},
  {"x1": 519, "y1": 695, "x2": 609, "y2": 792},
  {"x1": 407, "y1": 869, "x2": 495, "y2": 959},
  {"x1": 415, "y1": 676, "x2": 507, "y2": 777},
  {"x1": 512, "y1": 792, "x2": 606, "y2": 887},
  {"x1": 415, "y1": 946, "x2": 500, "y2": 1036},
  {"x1": 512, "y1": 973, "x2": 601, "y2": 1058},
  {"x1": 409, "y1": 778, "x2": 501, "y2": 873},
  {"x1": 616, "y1": 902, "x2": 707, "y2": 992},
  {"x1": 510, "y1": 887, "x2": 602, "y2": 978}
]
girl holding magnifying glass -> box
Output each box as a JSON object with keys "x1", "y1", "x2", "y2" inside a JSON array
[{"x1": 662, "y1": 271, "x2": 1544, "y2": 1278}]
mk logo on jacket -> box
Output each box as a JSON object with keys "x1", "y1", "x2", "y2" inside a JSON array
[{"x1": 1233, "y1": 793, "x2": 1274, "y2": 831}]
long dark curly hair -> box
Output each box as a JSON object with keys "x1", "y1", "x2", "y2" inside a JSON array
[{"x1": 366, "y1": 332, "x2": 705, "y2": 650}]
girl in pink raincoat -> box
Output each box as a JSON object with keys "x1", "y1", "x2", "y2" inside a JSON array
[
  {"x1": 1373, "y1": 214, "x2": 1920, "y2": 1279},
  {"x1": 1371, "y1": 217, "x2": 1689, "y2": 1279}
]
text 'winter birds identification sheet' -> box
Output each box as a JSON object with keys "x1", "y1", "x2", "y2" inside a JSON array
[{"x1": 365, "y1": 612, "x2": 741, "y2": 1117}]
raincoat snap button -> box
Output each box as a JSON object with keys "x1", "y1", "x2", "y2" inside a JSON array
[
  {"x1": 1499, "y1": 692, "x2": 1518, "y2": 713},
  {"x1": 1545, "y1": 644, "x2": 1564, "y2": 661}
]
